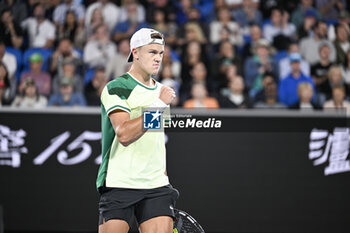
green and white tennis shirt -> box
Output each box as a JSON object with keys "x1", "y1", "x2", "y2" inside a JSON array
[{"x1": 96, "y1": 72, "x2": 170, "y2": 190}]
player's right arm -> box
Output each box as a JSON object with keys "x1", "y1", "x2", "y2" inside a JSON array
[{"x1": 108, "y1": 85, "x2": 175, "y2": 147}]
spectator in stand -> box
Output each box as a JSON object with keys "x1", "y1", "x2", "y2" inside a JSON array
[
  {"x1": 58, "y1": 10, "x2": 85, "y2": 50},
  {"x1": 19, "y1": 53, "x2": 51, "y2": 97},
  {"x1": 297, "y1": 9, "x2": 318, "y2": 40},
  {"x1": 225, "y1": 64, "x2": 239, "y2": 82},
  {"x1": 244, "y1": 39, "x2": 278, "y2": 92},
  {"x1": 112, "y1": 1, "x2": 149, "y2": 44},
  {"x1": 279, "y1": 42, "x2": 310, "y2": 80},
  {"x1": 323, "y1": 85, "x2": 350, "y2": 112},
  {"x1": 48, "y1": 77, "x2": 86, "y2": 107},
  {"x1": 242, "y1": 24, "x2": 263, "y2": 60},
  {"x1": 233, "y1": 0, "x2": 263, "y2": 28},
  {"x1": 161, "y1": 45, "x2": 181, "y2": 80},
  {"x1": 183, "y1": 82, "x2": 219, "y2": 108},
  {"x1": 0, "y1": 61, "x2": 12, "y2": 106},
  {"x1": 145, "y1": 0, "x2": 176, "y2": 25},
  {"x1": 50, "y1": 38, "x2": 82, "y2": 77},
  {"x1": 175, "y1": 0, "x2": 193, "y2": 26},
  {"x1": 209, "y1": 7, "x2": 243, "y2": 48},
  {"x1": 85, "y1": 0, "x2": 120, "y2": 34},
  {"x1": 39, "y1": 0, "x2": 61, "y2": 22},
  {"x1": 0, "y1": 7, "x2": 23, "y2": 48},
  {"x1": 151, "y1": 8, "x2": 178, "y2": 48},
  {"x1": 159, "y1": 64, "x2": 180, "y2": 107},
  {"x1": 0, "y1": 40, "x2": 16, "y2": 81},
  {"x1": 85, "y1": 66, "x2": 108, "y2": 106},
  {"x1": 85, "y1": 7, "x2": 105, "y2": 40},
  {"x1": 322, "y1": 65, "x2": 349, "y2": 99},
  {"x1": 328, "y1": 10, "x2": 350, "y2": 42},
  {"x1": 11, "y1": 78, "x2": 47, "y2": 108},
  {"x1": 291, "y1": 0, "x2": 321, "y2": 30},
  {"x1": 219, "y1": 76, "x2": 252, "y2": 108},
  {"x1": 178, "y1": 21, "x2": 208, "y2": 51},
  {"x1": 278, "y1": 53, "x2": 316, "y2": 107},
  {"x1": 177, "y1": 7, "x2": 209, "y2": 40},
  {"x1": 289, "y1": 82, "x2": 321, "y2": 110},
  {"x1": 52, "y1": 58, "x2": 83, "y2": 94},
  {"x1": 105, "y1": 38, "x2": 130, "y2": 79},
  {"x1": 211, "y1": 40, "x2": 242, "y2": 89},
  {"x1": 253, "y1": 72, "x2": 274, "y2": 102},
  {"x1": 53, "y1": 0, "x2": 85, "y2": 27},
  {"x1": 263, "y1": 7, "x2": 296, "y2": 45},
  {"x1": 180, "y1": 40, "x2": 208, "y2": 86},
  {"x1": 21, "y1": 4, "x2": 55, "y2": 49},
  {"x1": 300, "y1": 21, "x2": 336, "y2": 65},
  {"x1": 119, "y1": 0, "x2": 146, "y2": 24},
  {"x1": 254, "y1": 76, "x2": 286, "y2": 109},
  {"x1": 311, "y1": 43, "x2": 334, "y2": 96},
  {"x1": 84, "y1": 24, "x2": 116, "y2": 69},
  {"x1": 0, "y1": 0, "x2": 27, "y2": 24},
  {"x1": 342, "y1": 49, "x2": 350, "y2": 85},
  {"x1": 181, "y1": 62, "x2": 214, "y2": 99},
  {"x1": 315, "y1": 0, "x2": 346, "y2": 22},
  {"x1": 334, "y1": 24, "x2": 350, "y2": 64}
]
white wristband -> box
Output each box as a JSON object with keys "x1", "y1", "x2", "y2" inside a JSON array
[{"x1": 150, "y1": 98, "x2": 168, "y2": 112}]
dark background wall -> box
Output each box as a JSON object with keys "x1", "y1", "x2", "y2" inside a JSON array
[{"x1": 0, "y1": 109, "x2": 349, "y2": 233}]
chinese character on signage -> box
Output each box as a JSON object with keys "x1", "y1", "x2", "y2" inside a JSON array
[
  {"x1": 309, "y1": 128, "x2": 350, "y2": 175},
  {"x1": 0, "y1": 125, "x2": 28, "y2": 168}
]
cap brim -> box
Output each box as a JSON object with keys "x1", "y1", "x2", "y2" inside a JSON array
[{"x1": 127, "y1": 52, "x2": 133, "y2": 62}]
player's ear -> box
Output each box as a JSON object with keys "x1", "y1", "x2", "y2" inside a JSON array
[{"x1": 133, "y1": 48, "x2": 139, "y2": 61}]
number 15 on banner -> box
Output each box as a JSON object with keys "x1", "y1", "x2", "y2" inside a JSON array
[{"x1": 33, "y1": 131, "x2": 102, "y2": 165}]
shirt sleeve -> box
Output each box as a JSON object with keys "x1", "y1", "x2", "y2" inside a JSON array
[
  {"x1": 47, "y1": 23, "x2": 56, "y2": 40},
  {"x1": 101, "y1": 84, "x2": 131, "y2": 114}
]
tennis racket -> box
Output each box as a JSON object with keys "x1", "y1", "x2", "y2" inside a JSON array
[{"x1": 173, "y1": 208, "x2": 205, "y2": 233}]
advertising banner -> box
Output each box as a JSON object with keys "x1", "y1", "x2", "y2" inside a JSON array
[{"x1": 0, "y1": 109, "x2": 349, "y2": 232}]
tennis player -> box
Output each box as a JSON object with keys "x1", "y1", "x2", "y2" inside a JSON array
[{"x1": 96, "y1": 28, "x2": 179, "y2": 233}]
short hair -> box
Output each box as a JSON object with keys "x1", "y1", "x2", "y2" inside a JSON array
[
  {"x1": 312, "y1": 20, "x2": 326, "y2": 31},
  {"x1": 33, "y1": 3, "x2": 45, "y2": 13},
  {"x1": 318, "y1": 42, "x2": 330, "y2": 52},
  {"x1": 270, "y1": 7, "x2": 283, "y2": 16},
  {"x1": 328, "y1": 65, "x2": 342, "y2": 79},
  {"x1": 332, "y1": 85, "x2": 345, "y2": 93},
  {"x1": 0, "y1": 7, "x2": 11, "y2": 17},
  {"x1": 298, "y1": 82, "x2": 313, "y2": 96}
]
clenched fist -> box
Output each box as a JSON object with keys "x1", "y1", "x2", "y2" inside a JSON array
[{"x1": 159, "y1": 86, "x2": 176, "y2": 105}]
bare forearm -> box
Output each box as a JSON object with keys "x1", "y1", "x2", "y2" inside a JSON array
[
  {"x1": 44, "y1": 39, "x2": 54, "y2": 49},
  {"x1": 116, "y1": 115, "x2": 147, "y2": 146},
  {"x1": 11, "y1": 36, "x2": 22, "y2": 48},
  {"x1": 9, "y1": 28, "x2": 22, "y2": 48}
]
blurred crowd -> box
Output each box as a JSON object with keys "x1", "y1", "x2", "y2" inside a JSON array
[{"x1": 1, "y1": 0, "x2": 350, "y2": 111}]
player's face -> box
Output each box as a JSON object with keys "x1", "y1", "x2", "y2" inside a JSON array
[{"x1": 137, "y1": 44, "x2": 164, "y2": 76}]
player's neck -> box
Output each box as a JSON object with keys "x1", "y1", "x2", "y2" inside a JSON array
[{"x1": 128, "y1": 66, "x2": 153, "y2": 87}]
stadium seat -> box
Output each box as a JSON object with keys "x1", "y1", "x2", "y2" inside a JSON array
[
  {"x1": 22, "y1": 48, "x2": 53, "y2": 73},
  {"x1": 274, "y1": 50, "x2": 288, "y2": 64},
  {"x1": 84, "y1": 68, "x2": 95, "y2": 85},
  {"x1": 74, "y1": 48, "x2": 83, "y2": 58}
]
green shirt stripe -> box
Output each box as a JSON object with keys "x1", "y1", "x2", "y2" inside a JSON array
[{"x1": 107, "y1": 105, "x2": 131, "y2": 113}]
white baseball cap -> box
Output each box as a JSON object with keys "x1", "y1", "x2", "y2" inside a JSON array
[{"x1": 127, "y1": 28, "x2": 165, "y2": 62}]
